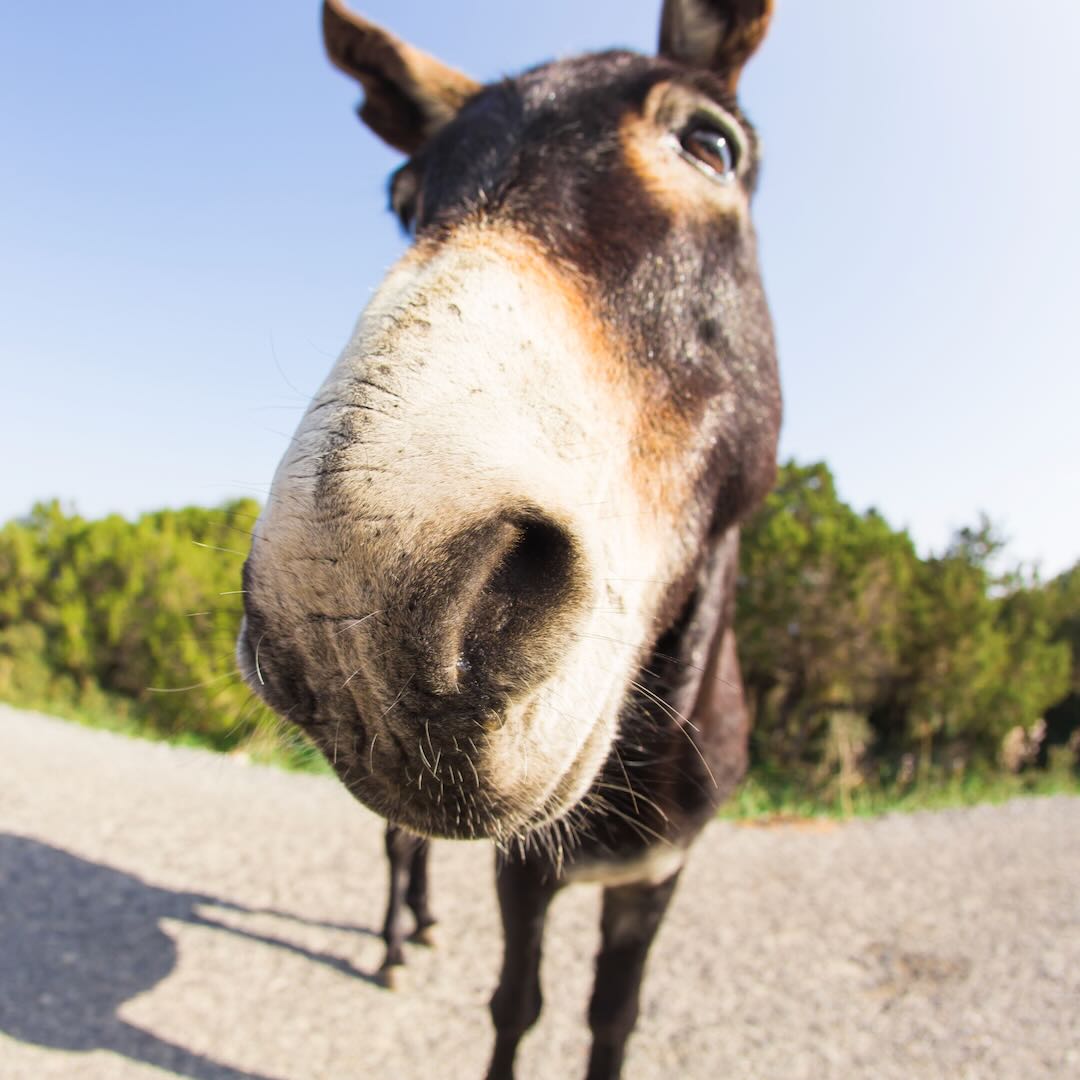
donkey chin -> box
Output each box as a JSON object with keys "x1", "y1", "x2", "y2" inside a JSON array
[{"x1": 238, "y1": 532, "x2": 654, "y2": 843}]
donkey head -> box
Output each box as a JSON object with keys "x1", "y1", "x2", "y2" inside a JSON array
[{"x1": 239, "y1": 0, "x2": 780, "y2": 841}]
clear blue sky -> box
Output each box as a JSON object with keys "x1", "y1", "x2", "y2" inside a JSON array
[{"x1": 2, "y1": 1, "x2": 1077, "y2": 576}]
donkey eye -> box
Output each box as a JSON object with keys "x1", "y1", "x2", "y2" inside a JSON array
[{"x1": 678, "y1": 126, "x2": 737, "y2": 182}]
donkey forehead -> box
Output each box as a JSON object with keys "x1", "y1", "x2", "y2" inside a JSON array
[
  {"x1": 398, "y1": 50, "x2": 760, "y2": 233},
  {"x1": 472, "y1": 50, "x2": 752, "y2": 140},
  {"x1": 391, "y1": 50, "x2": 770, "y2": 384}
]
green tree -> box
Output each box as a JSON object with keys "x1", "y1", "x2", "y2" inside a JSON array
[{"x1": 737, "y1": 462, "x2": 916, "y2": 779}]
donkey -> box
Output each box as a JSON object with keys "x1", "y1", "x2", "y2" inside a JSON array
[{"x1": 239, "y1": 1, "x2": 780, "y2": 1076}]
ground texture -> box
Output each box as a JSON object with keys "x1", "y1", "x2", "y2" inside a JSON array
[{"x1": 1, "y1": 704, "x2": 1077, "y2": 1079}]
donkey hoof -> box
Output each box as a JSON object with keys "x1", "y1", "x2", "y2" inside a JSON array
[
  {"x1": 410, "y1": 923, "x2": 438, "y2": 948},
  {"x1": 376, "y1": 963, "x2": 404, "y2": 991}
]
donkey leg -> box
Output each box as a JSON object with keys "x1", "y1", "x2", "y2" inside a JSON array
[
  {"x1": 584, "y1": 872, "x2": 681, "y2": 1080},
  {"x1": 378, "y1": 823, "x2": 422, "y2": 988},
  {"x1": 486, "y1": 855, "x2": 560, "y2": 1080},
  {"x1": 405, "y1": 835, "x2": 438, "y2": 946}
]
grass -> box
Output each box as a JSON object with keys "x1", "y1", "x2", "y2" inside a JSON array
[
  {"x1": 4, "y1": 690, "x2": 1076, "y2": 820},
  {"x1": 1, "y1": 688, "x2": 332, "y2": 775},
  {"x1": 720, "y1": 759, "x2": 1080, "y2": 822}
]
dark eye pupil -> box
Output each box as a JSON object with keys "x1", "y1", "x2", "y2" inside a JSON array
[{"x1": 681, "y1": 128, "x2": 735, "y2": 177}]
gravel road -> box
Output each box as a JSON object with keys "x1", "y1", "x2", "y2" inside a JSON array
[{"x1": 1, "y1": 704, "x2": 1077, "y2": 1080}]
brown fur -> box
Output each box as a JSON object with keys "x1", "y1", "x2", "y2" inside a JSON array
[{"x1": 323, "y1": 0, "x2": 480, "y2": 152}]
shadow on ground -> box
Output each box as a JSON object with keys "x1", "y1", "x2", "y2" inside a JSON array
[{"x1": 0, "y1": 833, "x2": 380, "y2": 1080}]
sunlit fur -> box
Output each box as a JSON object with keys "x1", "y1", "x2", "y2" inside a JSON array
[
  {"x1": 243, "y1": 220, "x2": 742, "y2": 839},
  {"x1": 241, "y1": 19, "x2": 779, "y2": 846}
]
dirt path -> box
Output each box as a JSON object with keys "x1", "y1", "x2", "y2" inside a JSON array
[{"x1": 1, "y1": 704, "x2": 1077, "y2": 1079}]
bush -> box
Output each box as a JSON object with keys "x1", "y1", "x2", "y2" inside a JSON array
[{"x1": 0, "y1": 498, "x2": 278, "y2": 751}]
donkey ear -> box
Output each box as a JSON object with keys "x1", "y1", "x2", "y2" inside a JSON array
[
  {"x1": 322, "y1": 0, "x2": 481, "y2": 155},
  {"x1": 658, "y1": 0, "x2": 773, "y2": 91}
]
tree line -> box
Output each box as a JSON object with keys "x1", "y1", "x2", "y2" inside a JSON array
[
  {"x1": 1, "y1": 463, "x2": 1077, "y2": 802},
  {"x1": 738, "y1": 463, "x2": 1078, "y2": 804}
]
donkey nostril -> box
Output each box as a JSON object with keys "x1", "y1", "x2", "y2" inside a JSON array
[
  {"x1": 488, "y1": 516, "x2": 575, "y2": 606},
  {"x1": 450, "y1": 513, "x2": 583, "y2": 693},
  {"x1": 409, "y1": 513, "x2": 585, "y2": 698}
]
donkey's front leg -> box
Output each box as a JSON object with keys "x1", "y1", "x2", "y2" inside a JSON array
[
  {"x1": 486, "y1": 854, "x2": 560, "y2": 1080},
  {"x1": 378, "y1": 823, "x2": 431, "y2": 987},
  {"x1": 585, "y1": 873, "x2": 681, "y2": 1080},
  {"x1": 405, "y1": 829, "x2": 437, "y2": 946}
]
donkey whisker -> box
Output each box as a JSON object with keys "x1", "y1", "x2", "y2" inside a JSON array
[
  {"x1": 254, "y1": 633, "x2": 267, "y2": 686},
  {"x1": 192, "y1": 541, "x2": 248, "y2": 558}
]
